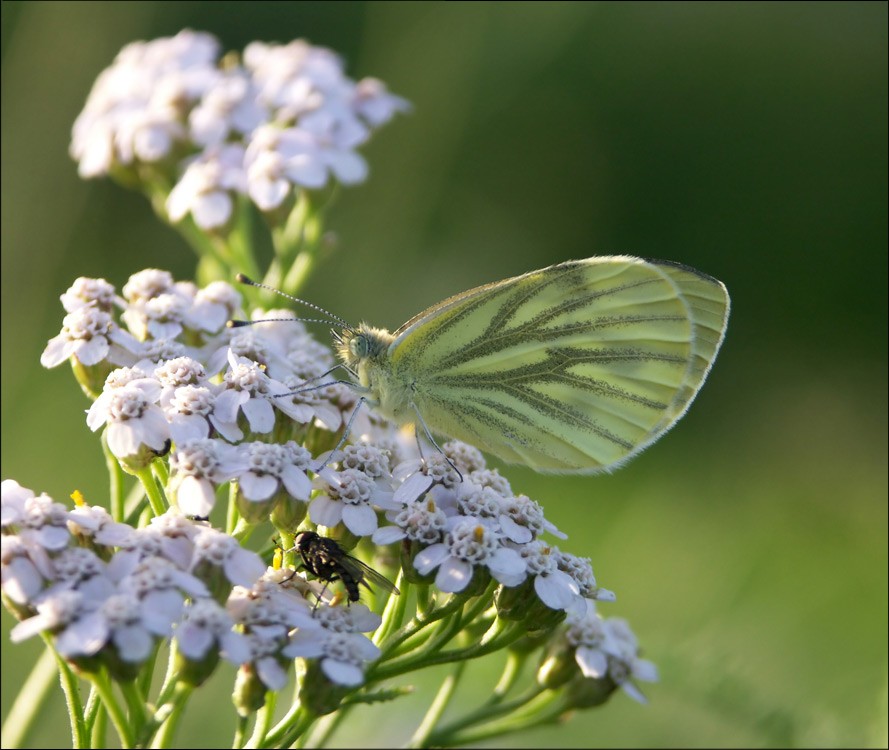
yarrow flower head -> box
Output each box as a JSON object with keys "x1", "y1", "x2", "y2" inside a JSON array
[
  {"x1": 166, "y1": 143, "x2": 248, "y2": 230},
  {"x1": 70, "y1": 30, "x2": 221, "y2": 178},
  {"x1": 174, "y1": 597, "x2": 251, "y2": 672},
  {"x1": 237, "y1": 440, "x2": 313, "y2": 503},
  {"x1": 372, "y1": 496, "x2": 450, "y2": 547},
  {"x1": 413, "y1": 518, "x2": 525, "y2": 594},
  {"x1": 393, "y1": 452, "x2": 463, "y2": 505},
  {"x1": 169, "y1": 438, "x2": 243, "y2": 517},
  {"x1": 22, "y1": 256, "x2": 652, "y2": 740},
  {"x1": 86, "y1": 380, "x2": 171, "y2": 466},
  {"x1": 70, "y1": 30, "x2": 409, "y2": 219},
  {"x1": 310, "y1": 467, "x2": 398, "y2": 537},
  {"x1": 59, "y1": 276, "x2": 119, "y2": 313},
  {"x1": 41, "y1": 305, "x2": 141, "y2": 369},
  {"x1": 4, "y1": 27, "x2": 665, "y2": 745},
  {"x1": 284, "y1": 600, "x2": 382, "y2": 687},
  {"x1": 562, "y1": 603, "x2": 659, "y2": 704}
]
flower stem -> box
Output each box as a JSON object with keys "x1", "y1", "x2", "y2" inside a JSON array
[
  {"x1": 245, "y1": 690, "x2": 276, "y2": 748},
  {"x1": 84, "y1": 688, "x2": 105, "y2": 748},
  {"x1": 227, "y1": 481, "x2": 240, "y2": 535},
  {"x1": 370, "y1": 618, "x2": 525, "y2": 682},
  {"x1": 425, "y1": 682, "x2": 546, "y2": 745},
  {"x1": 426, "y1": 689, "x2": 564, "y2": 747},
  {"x1": 226, "y1": 195, "x2": 261, "y2": 282},
  {"x1": 0, "y1": 645, "x2": 63, "y2": 748},
  {"x1": 280, "y1": 247, "x2": 316, "y2": 298},
  {"x1": 136, "y1": 466, "x2": 168, "y2": 516},
  {"x1": 149, "y1": 681, "x2": 193, "y2": 749},
  {"x1": 260, "y1": 705, "x2": 314, "y2": 749},
  {"x1": 102, "y1": 432, "x2": 126, "y2": 522},
  {"x1": 118, "y1": 679, "x2": 149, "y2": 739},
  {"x1": 154, "y1": 641, "x2": 180, "y2": 708},
  {"x1": 152, "y1": 458, "x2": 170, "y2": 487},
  {"x1": 87, "y1": 668, "x2": 134, "y2": 748},
  {"x1": 233, "y1": 715, "x2": 249, "y2": 749},
  {"x1": 297, "y1": 706, "x2": 347, "y2": 749},
  {"x1": 373, "y1": 570, "x2": 409, "y2": 646},
  {"x1": 376, "y1": 593, "x2": 465, "y2": 659},
  {"x1": 408, "y1": 661, "x2": 466, "y2": 748},
  {"x1": 491, "y1": 650, "x2": 526, "y2": 701},
  {"x1": 123, "y1": 480, "x2": 149, "y2": 525}
]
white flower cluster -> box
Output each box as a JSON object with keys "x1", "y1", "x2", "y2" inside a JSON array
[
  {"x1": 38, "y1": 269, "x2": 616, "y2": 621},
  {"x1": 563, "y1": 601, "x2": 659, "y2": 704},
  {"x1": 25, "y1": 268, "x2": 658, "y2": 703},
  {"x1": 71, "y1": 30, "x2": 409, "y2": 229},
  {"x1": 1, "y1": 480, "x2": 381, "y2": 688}
]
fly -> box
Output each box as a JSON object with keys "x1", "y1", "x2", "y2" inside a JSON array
[{"x1": 290, "y1": 530, "x2": 400, "y2": 604}]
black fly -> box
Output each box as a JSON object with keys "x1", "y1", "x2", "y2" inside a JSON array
[{"x1": 290, "y1": 531, "x2": 400, "y2": 604}]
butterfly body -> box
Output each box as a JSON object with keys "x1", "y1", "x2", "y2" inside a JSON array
[
  {"x1": 338, "y1": 325, "x2": 414, "y2": 423},
  {"x1": 336, "y1": 255, "x2": 729, "y2": 474}
]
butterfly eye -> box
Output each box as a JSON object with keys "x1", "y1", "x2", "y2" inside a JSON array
[{"x1": 350, "y1": 335, "x2": 371, "y2": 359}]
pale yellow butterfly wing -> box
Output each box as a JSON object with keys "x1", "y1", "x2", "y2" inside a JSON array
[{"x1": 385, "y1": 255, "x2": 729, "y2": 473}]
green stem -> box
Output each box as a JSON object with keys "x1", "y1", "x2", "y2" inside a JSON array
[
  {"x1": 297, "y1": 706, "x2": 348, "y2": 749},
  {"x1": 103, "y1": 432, "x2": 126, "y2": 522},
  {"x1": 370, "y1": 619, "x2": 524, "y2": 683},
  {"x1": 173, "y1": 213, "x2": 231, "y2": 272},
  {"x1": 245, "y1": 690, "x2": 275, "y2": 749},
  {"x1": 373, "y1": 570, "x2": 409, "y2": 647},
  {"x1": 490, "y1": 650, "x2": 527, "y2": 703},
  {"x1": 227, "y1": 481, "x2": 240, "y2": 535},
  {"x1": 260, "y1": 705, "x2": 314, "y2": 749},
  {"x1": 149, "y1": 681, "x2": 192, "y2": 749},
  {"x1": 408, "y1": 661, "x2": 466, "y2": 748},
  {"x1": 87, "y1": 668, "x2": 134, "y2": 748},
  {"x1": 118, "y1": 679, "x2": 149, "y2": 739},
  {"x1": 261, "y1": 700, "x2": 301, "y2": 748},
  {"x1": 0, "y1": 645, "x2": 64, "y2": 749},
  {"x1": 231, "y1": 517, "x2": 254, "y2": 542},
  {"x1": 460, "y1": 583, "x2": 497, "y2": 623},
  {"x1": 123, "y1": 481, "x2": 149, "y2": 525},
  {"x1": 152, "y1": 458, "x2": 170, "y2": 487},
  {"x1": 376, "y1": 594, "x2": 465, "y2": 659},
  {"x1": 415, "y1": 584, "x2": 432, "y2": 617},
  {"x1": 281, "y1": 248, "x2": 317, "y2": 298},
  {"x1": 267, "y1": 192, "x2": 310, "y2": 292},
  {"x1": 233, "y1": 715, "x2": 249, "y2": 750},
  {"x1": 415, "y1": 603, "x2": 466, "y2": 657},
  {"x1": 51, "y1": 644, "x2": 89, "y2": 749},
  {"x1": 89, "y1": 699, "x2": 107, "y2": 749},
  {"x1": 426, "y1": 683, "x2": 546, "y2": 745},
  {"x1": 137, "y1": 642, "x2": 161, "y2": 705},
  {"x1": 154, "y1": 641, "x2": 181, "y2": 708},
  {"x1": 83, "y1": 687, "x2": 103, "y2": 746},
  {"x1": 135, "y1": 466, "x2": 168, "y2": 516},
  {"x1": 426, "y1": 690, "x2": 563, "y2": 748},
  {"x1": 226, "y1": 196, "x2": 261, "y2": 281}
]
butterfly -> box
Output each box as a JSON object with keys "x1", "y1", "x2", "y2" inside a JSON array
[{"x1": 238, "y1": 255, "x2": 729, "y2": 474}]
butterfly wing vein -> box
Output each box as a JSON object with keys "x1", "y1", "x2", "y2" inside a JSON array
[{"x1": 385, "y1": 256, "x2": 729, "y2": 473}]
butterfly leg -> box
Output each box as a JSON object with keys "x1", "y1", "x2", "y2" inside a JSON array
[
  {"x1": 411, "y1": 404, "x2": 464, "y2": 482},
  {"x1": 311, "y1": 395, "x2": 369, "y2": 473}
]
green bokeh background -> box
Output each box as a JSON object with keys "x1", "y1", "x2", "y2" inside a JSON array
[{"x1": 2, "y1": 2, "x2": 886, "y2": 747}]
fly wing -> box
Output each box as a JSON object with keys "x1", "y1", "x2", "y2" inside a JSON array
[{"x1": 340, "y1": 553, "x2": 400, "y2": 596}]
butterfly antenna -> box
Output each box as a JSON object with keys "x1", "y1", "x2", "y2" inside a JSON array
[
  {"x1": 228, "y1": 317, "x2": 340, "y2": 329},
  {"x1": 233, "y1": 273, "x2": 353, "y2": 330}
]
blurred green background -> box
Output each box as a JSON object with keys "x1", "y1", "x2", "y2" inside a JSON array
[{"x1": 2, "y1": 2, "x2": 886, "y2": 747}]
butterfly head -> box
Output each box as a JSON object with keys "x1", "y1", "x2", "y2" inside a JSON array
[{"x1": 334, "y1": 324, "x2": 394, "y2": 369}]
